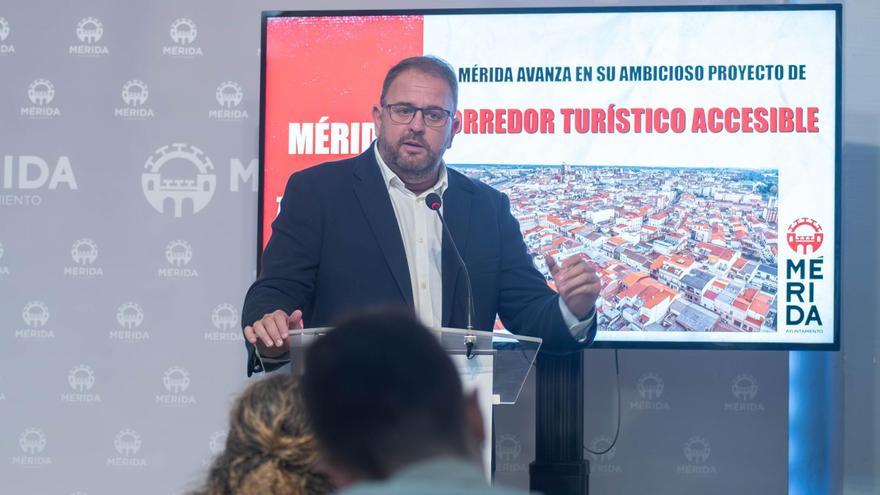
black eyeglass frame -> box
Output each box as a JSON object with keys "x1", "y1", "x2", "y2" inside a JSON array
[{"x1": 382, "y1": 103, "x2": 454, "y2": 127}]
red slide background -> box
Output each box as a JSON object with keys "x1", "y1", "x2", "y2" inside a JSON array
[{"x1": 263, "y1": 15, "x2": 424, "y2": 248}]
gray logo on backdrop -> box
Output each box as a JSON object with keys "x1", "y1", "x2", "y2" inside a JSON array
[
  {"x1": 70, "y1": 238, "x2": 98, "y2": 264},
  {"x1": 68, "y1": 365, "x2": 96, "y2": 391},
  {"x1": 110, "y1": 302, "x2": 150, "y2": 342},
  {"x1": 62, "y1": 365, "x2": 102, "y2": 404},
  {"x1": 64, "y1": 238, "x2": 104, "y2": 278},
  {"x1": 22, "y1": 79, "x2": 61, "y2": 118},
  {"x1": 0, "y1": 241, "x2": 9, "y2": 275},
  {"x1": 159, "y1": 239, "x2": 199, "y2": 279},
  {"x1": 16, "y1": 301, "x2": 55, "y2": 340},
  {"x1": 115, "y1": 80, "x2": 155, "y2": 120},
  {"x1": 0, "y1": 375, "x2": 6, "y2": 402},
  {"x1": 1, "y1": 154, "x2": 78, "y2": 207},
  {"x1": 0, "y1": 17, "x2": 14, "y2": 55},
  {"x1": 202, "y1": 430, "x2": 228, "y2": 466},
  {"x1": 163, "y1": 18, "x2": 202, "y2": 58},
  {"x1": 22, "y1": 301, "x2": 49, "y2": 326},
  {"x1": 12, "y1": 428, "x2": 52, "y2": 467},
  {"x1": 495, "y1": 434, "x2": 527, "y2": 473},
  {"x1": 724, "y1": 374, "x2": 765, "y2": 414},
  {"x1": 206, "y1": 303, "x2": 243, "y2": 343},
  {"x1": 156, "y1": 366, "x2": 197, "y2": 406},
  {"x1": 142, "y1": 143, "x2": 216, "y2": 218},
  {"x1": 70, "y1": 17, "x2": 109, "y2": 57},
  {"x1": 630, "y1": 372, "x2": 671, "y2": 411},
  {"x1": 210, "y1": 81, "x2": 248, "y2": 121},
  {"x1": 117, "y1": 302, "x2": 144, "y2": 328},
  {"x1": 676, "y1": 436, "x2": 717, "y2": 476},
  {"x1": 165, "y1": 240, "x2": 192, "y2": 266},
  {"x1": 108, "y1": 429, "x2": 147, "y2": 468},
  {"x1": 209, "y1": 431, "x2": 227, "y2": 455},
  {"x1": 588, "y1": 435, "x2": 622, "y2": 474}
]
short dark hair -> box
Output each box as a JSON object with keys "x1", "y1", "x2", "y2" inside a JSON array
[
  {"x1": 301, "y1": 308, "x2": 468, "y2": 479},
  {"x1": 380, "y1": 56, "x2": 458, "y2": 111}
]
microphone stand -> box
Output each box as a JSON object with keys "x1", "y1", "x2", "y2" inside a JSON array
[{"x1": 426, "y1": 193, "x2": 476, "y2": 359}]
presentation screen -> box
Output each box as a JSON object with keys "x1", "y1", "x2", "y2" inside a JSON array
[{"x1": 259, "y1": 5, "x2": 840, "y2": 350}]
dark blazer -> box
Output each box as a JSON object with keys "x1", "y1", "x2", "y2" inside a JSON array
[{"x1": 242, "y1": 146, "x2": 595, "y2": 375}]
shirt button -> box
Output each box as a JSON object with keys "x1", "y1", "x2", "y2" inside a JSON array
[
  {"x1": 418, "y1": 238, "x2": 424, "y2": 244},
  {"x1": 420, "y1": 282, "x2": 427, "y2": 289}
]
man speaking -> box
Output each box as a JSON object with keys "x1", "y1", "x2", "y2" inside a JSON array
[{"x1": 242, "y1": 56, "x2": 600, "y2": 375}]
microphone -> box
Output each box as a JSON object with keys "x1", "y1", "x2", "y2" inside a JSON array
[
  {"x1": 426, "y1": 194, "x2": 442, "y2": 212},
  {"x1": 425, "y1": 193, "x2": 477, "y2": 358}
]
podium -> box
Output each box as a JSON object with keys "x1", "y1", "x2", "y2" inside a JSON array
[{"x1": 279, "y1": 327, "x2": 542, "y2": 479}]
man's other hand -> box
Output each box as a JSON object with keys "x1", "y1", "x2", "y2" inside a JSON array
[{"x1": 545, "y1": 253, "x2": 601, "y2": 319}]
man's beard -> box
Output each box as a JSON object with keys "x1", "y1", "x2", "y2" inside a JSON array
[{"x1": 379, "y1": 132, "x2": 444, "y2": 180}]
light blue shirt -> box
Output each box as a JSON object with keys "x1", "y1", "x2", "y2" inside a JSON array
[{"x1": 338, "y1": 457, "x2": 534, "y2": 495}]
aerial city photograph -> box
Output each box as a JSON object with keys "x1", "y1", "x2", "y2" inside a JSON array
[{"x1": 459, "y1": 164, "x2": 779, "y2": 334}]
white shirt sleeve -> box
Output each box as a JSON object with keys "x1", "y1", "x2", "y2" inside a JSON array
[{"x1": 558, "y1": 298, "x2": 596, "y2": 343}]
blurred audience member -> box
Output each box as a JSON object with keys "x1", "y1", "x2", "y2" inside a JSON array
[{"x1": 301, "y1": 308, "x2": 529, "y2": 495}]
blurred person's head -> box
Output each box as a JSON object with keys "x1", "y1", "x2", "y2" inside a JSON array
[
  {"x1": 301, "y1": 308, "x2": 485, "y2": 486},
  {"x1": 192, "y1": 374, "x2": 333, "y2": 495}
]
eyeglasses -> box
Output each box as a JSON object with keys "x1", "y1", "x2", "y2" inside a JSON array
[{"x1": 383, "y1": 103, "x2": 453, "y2": 127}]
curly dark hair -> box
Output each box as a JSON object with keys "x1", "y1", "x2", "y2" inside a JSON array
[{"x1": 191, "y1": 374, "x2": 334, "y2": 495}]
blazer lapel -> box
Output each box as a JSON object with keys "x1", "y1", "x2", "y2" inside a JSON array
[
  {"x1": 441, "y1": 170, "x2": 474, "y2": 327},
  {"x1": 352, "y1": 148, "x2": 414, "y2": 308}
]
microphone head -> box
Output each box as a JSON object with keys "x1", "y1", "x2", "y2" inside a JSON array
[{"x1": 425, "y1": 192, "x2": 442, "y2": 211}]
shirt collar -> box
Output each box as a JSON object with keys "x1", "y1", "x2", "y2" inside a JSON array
[{"x1": 374, "y1": 141, "x2": 448, "y2": 197}]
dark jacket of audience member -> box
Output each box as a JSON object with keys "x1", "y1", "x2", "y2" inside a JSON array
[{"x1": 191, "y1": 374, "x2": 334, "y2": 495}]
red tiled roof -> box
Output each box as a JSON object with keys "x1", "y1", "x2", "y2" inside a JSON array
[
  {"x1": 650, "y1": 256, "x2": 666, "y2": 270},
  {"x1": 745, "y1": 316, "x2": 764, "y2": 327},
  {"x1": 640, "y1": 285, "x2": 659, "y2": 298},
  {"x1": 622, "y1": 272, "x2": 649, "y2": 287},
  {"x1": 643, "y1": 289, "x2": 676, "y2": 309},
  {"x1": 749, "y1": 300, "x2": 771, "y2": 317}
]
